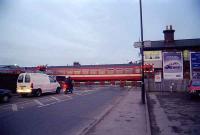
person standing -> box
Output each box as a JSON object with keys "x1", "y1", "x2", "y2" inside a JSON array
[{"x1": 68, "y1": 76, "x2": 73, "y2": 94}]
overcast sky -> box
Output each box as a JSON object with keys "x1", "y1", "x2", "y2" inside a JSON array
[{"x1": 0, "y1": 0, "x2": 200, "y2": 66}]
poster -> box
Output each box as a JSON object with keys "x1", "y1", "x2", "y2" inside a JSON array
[
  {"x1": 144, "y1": 51, "x2": 162, "y2": 61},
  {"x1": 163, "y1": 52, "x2": 183, "y2": 79},
  {"x1": 190, "y1": 52, "x2": 200, "y2": 79},
  {"x1": 155, "y1": 71, "x2": 162, "y2": 82}
]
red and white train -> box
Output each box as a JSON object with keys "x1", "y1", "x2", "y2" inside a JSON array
[{"x1": 47, "y1": 64, "x2": 142, "y2": 82}]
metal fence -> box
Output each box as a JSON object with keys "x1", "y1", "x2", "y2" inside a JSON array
[{"x1": 145, "y1": 79, "x2": 189, "y2": 92}]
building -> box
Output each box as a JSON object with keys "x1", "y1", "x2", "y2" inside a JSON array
[{"x1": 134, "y1": 25, "x2": 200, "y2": 91}]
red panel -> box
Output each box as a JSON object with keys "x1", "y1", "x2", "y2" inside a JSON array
[{"x1": 71, "y1": 75, "x2": 141, "y2": 81}]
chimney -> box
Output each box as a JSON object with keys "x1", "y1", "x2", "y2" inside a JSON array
[{"x1": 163, "y1": 25, "x2": 175, "y2": 43}]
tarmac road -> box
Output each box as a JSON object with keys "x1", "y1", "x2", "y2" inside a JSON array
[{"x1": 0, "y1": 86, "x2": 128, "y2": 135}]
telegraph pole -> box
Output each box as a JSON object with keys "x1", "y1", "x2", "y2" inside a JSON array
[{"x1": 139, "y1": 0, "x2": 145, "y2": 104}]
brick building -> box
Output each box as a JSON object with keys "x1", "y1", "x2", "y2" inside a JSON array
[{"x1": 134, "y1": 25, "x2": 200, "y2": 91}]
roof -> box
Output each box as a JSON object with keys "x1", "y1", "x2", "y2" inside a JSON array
[
  {"x1": 134, "y1": 38, "x2": 200, "y2": 50},
  {"x1": 47, "y1": 63, "x2": 140, "y2": 69}
]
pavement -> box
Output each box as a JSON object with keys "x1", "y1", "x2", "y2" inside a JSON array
[
  {"x1": 84, "y1": 88, "x2": 151, "y2": 135},
  {"x1": 147, "y1": 92, "x2": 200, "y2": 135}
]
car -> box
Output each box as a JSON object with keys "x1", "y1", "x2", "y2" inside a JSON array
[
  {"x1": 17, "y1": 73, "x2": 61, "y2": 97},
  {"x1": 188, "y1": 80, "x2": 200, "y2": 98},
  {"x1": 164, "y1": 62, "x2": 181, "y2": 70},
  {"x1": 0, "y1": 89, "x2": 11, "y2": 102}
]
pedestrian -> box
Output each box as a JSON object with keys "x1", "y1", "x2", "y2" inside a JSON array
[{"x1": 68, "y1": 76, "x2": 73, "y2": 94}]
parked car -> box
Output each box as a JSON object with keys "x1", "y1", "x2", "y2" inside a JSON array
[
  {"x1": 17, "y1": 73, "x2": 61, "y2": 97},
  {"x1": 188, "y1": 80, "x2": 200, "y2": 98},
  {"x1": 0, "y1": 89, "x2": 11, "y2": 102}
]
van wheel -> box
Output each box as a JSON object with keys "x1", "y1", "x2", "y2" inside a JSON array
[
  {"x1": 21, "y1": 94, "x2": 27, "y2": 97},
  {"x1": 36, "y1": 89, "x2": 42, "y2": 97},
  {"x1": 56, "y1": 87, "x2": 61, "y2": 94}
]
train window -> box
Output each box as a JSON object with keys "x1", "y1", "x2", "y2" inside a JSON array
[
  {"x1": 74, "y1": 69, "x2": 81, "y2": 75},
  {"x1": 98, "y1": 69, "x2": 105, "y2": 75},
  {"x1": 107, "y1": 68, "x2": 114, "y2": 74},
  {"x1": 116, "y1": 68, "x2": 123, "y2": 74},
  {"x1": 82, "y1": 69, "x2": 89, "y2": 75},
  {"x1": 135, "y1": 68, "x2": 141, "y2": 73},
  {"x1": 125, "y1": 68, "x2": 132, "y2": 74},
  {"x1": 57, "y1": 69, "x2": 65, "y2": 74},
  {"x1": 66, "y1": 70, "x2": 73, "y2": 75},
  {"x1": 90, "y1": 69, "x2": 97, "y2": 75}
]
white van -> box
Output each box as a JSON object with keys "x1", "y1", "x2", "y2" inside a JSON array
[{"x1": 17, "y1": 73, "x2": 61, "y2": 97}]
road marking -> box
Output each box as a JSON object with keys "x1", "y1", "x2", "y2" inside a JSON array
[
  {"x1": 12, "y1": 104, "x2": 18, "y2": 112},
  {"x1": 51, "y1": 96, "x2": 60, "y2": 101},
  {"x1": 34, "y1": 99, "x2": 44, "y2": 106},
  {"x1": 38, "y1": 102, "x2": 57, "y2": 108},
  {"x1": 74, "y1": 92, "x2": 82, "y2": 95},
  {"x1": 64, "y1": 95, "x2": 73, "y2": 99}
]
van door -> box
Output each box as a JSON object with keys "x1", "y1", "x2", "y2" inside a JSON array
[
  {"x1": 42, "y1": 74, "x2": 51, "y2": 93},
  {"x1": 48, "y1": 76, "x2": 57, "y2": 92}
]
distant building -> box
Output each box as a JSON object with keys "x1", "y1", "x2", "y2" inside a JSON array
[{"x1": 0, "y1": 65, "x2": 24, "y2": 74}]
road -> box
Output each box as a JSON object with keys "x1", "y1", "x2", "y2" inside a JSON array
[{"x1": 0, "y1": 86, "x2": 129, "y2": 135}]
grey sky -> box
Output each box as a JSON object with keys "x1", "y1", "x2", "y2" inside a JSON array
[{"x1": 0, "y1": 0, "x2": 200, "y2": 66}]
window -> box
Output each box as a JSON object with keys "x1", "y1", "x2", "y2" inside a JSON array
[
  {"x1": 49, "y1": 76, "x2": 56, "y2": 83},
  {"x1": 74, "y1": 70, "x2": 81, "y2": 75},
  {"x1": 116, "y1": 68, "x2": 123, "y2": 74},
  {"x1": 66, "y1": 70, "x2": 73, "y2": 75},
  {"x1": 107, "y1": 68, "x2": 114, "y2": 74},
  {"x1": 17, "y1": 74, "x2": 24, "y2": 83},
  {"x1": 99, "y1": 69, "x2": 105, "y2": 75},
  {"x1": 90, "y1": 69, "x2": 97, "y2": 75},
  {"x1": 125, "y1": 68, "x2": 132, "y2": 74},
  {"x1": 82, "y1": 69, "x2": 89, "y2": 75},
  {"x1": 25, "y1": 74, "x2": 30, "y2": 83}
]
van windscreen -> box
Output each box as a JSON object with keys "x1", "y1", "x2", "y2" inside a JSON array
[
  {"x1": 25, "y1": 74, "x2": 30, "y2": 83},
  {"x1": 18, "y1": 74, "x2": 24, "y2": 83}
]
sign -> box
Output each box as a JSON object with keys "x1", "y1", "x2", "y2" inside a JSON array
[
  {"x1": 163, "y1": 52, "x2": 183, "y2": 79},
  {"x1": 134, "y1": 41, "x2": 151, "y2": 48},
  {"x1": 144, "y1": 51, "x2": 162, "y2": 61},
  {"x1": 190, "y1": 52, "x2": 200, "y2": 79},
  {"x1": 155, "y1": 71, "x2": 162, "y2": 82}
]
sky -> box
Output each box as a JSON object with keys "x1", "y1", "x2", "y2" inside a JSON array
[{"x1": 0, "y1": 0, "x2": 200, "y2": 66}]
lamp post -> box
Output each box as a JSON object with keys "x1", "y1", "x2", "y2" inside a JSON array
[{"x1": 139, "y1": 0, "x2": 145, "y2": 104}]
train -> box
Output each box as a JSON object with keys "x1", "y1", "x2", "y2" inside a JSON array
[{"x1": 47, "y1": 64, "x2": 142, "y2": 82}]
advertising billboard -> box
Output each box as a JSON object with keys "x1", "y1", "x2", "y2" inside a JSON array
[
  {"x1": 163, "y1": 52, "x2": 183, "y2": 79},
  {"x1": 190, "y1": 52, "x2": 200, "y2": 79},
  {"x1": 144, "y1": 51, "x2": 162, "y2": 61},
  {"x1": 144, "y1": 51, "x2": 162, "y2": 68}
]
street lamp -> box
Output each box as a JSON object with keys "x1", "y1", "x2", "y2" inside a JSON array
[{"x1": 139, "y1": 0, "x2": 145, "y2": 104}]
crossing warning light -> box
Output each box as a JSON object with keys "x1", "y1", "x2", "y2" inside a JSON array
[
  {"x1": 36, "y1": 65, "x2": 47, "y2": 72},
  {"x1": 144, "y1": 64, "x2": 154, "y2": 73}
]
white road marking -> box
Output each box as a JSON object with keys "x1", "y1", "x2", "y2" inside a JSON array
[
  {"x1": 12, "y1": 104, "x2": 18, "y2": 112},
  {"x1": 38, "y1": 102, "x2": 57, "y2": 108},
  {"x1": 74, "y1": 93, "x2": 82, "y2": 96},
  {"x1": 34, "y1": 99, "x2": 44, "y2": 106},
  {"x1": 64, "y1": 95, "x2": 72, "y2": 99},
  {"x1": 51, "y1": 96, "x2": 60, "y2": 101},
  {"x1": 38, "y1": 96, "x2": 74, "y2": 108}
]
